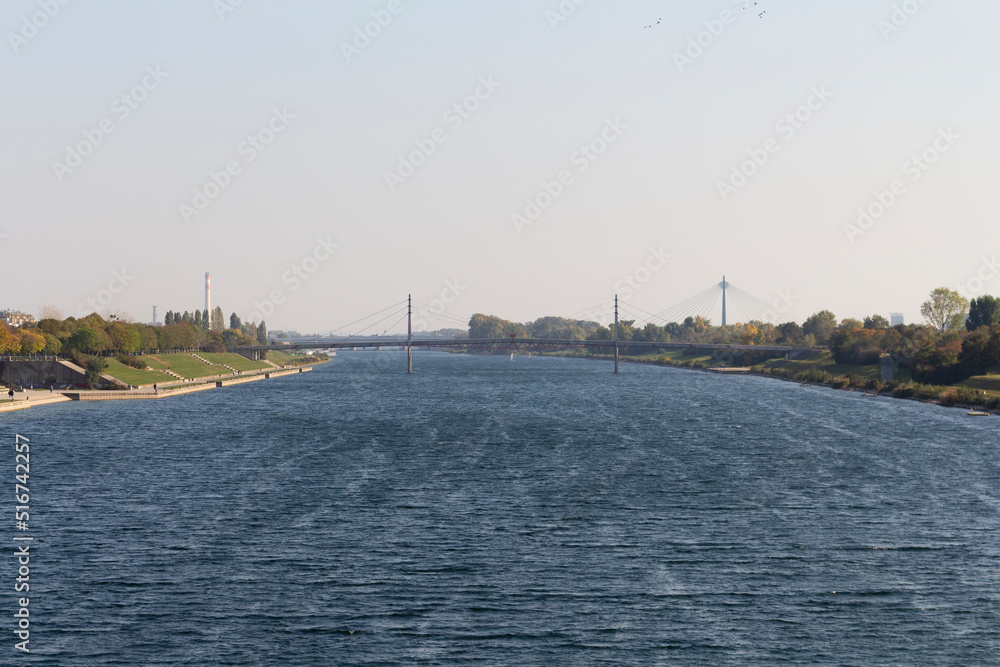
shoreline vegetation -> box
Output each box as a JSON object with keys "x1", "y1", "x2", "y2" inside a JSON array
[
  {"x1": 540, "y1": 349, "x2": 1000, "y2": 414},
  {"x1": 466, "y1": 286, "x2": 1000, "y2": 415},
  {"x1": 0, "y1": 354, "x2": 329, "y2": 412},
  {"x1": 5, "y1": 284, "x2": 1000, "y2": 414},
  {"x1": 0, "y1": 311, "x2": 331, "y2": 413}
]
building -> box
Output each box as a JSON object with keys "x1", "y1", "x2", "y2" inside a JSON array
[
  {"x1": 890, "y1": 313, "x2": 904, "y2": 326},
  {"x1": 0, "y1": 310, "x2": 35, "y2": 328}
]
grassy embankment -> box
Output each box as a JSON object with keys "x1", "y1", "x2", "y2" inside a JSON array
[
  {"x1": 99, "y1": 350, "x2": 327, "y2": 386},
  {"x1": 198, "y1": 352, "x2": 271, "y2": 372},
  {"x1": 753, "y1": 351, "x2": 1000, "y2": 409},
  {"x1": 265, "y1": 350, "x2": 328, "y2": 366},
  {"x1": 554, "y1": 347, "x2": 1000, "y2": 410},
  {"x1": 101, "y1": 359, "x2": 174, "y2": 386},
  {"x1": 143, "y1": 353, "x2": 227, "y2": 379}
]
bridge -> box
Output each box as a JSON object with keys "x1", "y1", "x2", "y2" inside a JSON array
[{"x1": 234, "y1": 279, "x2": 807, "y2": 374}]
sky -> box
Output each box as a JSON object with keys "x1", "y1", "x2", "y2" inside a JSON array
[{"x1": 3, "y1": 0, "x2": 999, "y2": 334}]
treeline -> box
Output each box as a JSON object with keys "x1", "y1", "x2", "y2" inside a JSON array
[
  {"x1": 0, "y1": 312, "x2": 269, "y2": 357},
  {"x1": 468, "y1": 314, "x2": 602, "y2": 340},
  {"x1": 467, "y1": 313, "x2": 832, "y2": 346},
  {"x1": 468, "y1": 289, "x2": 1000, "y2": 387},
  {"x1": 161, "y1": 306, "x2": 267, "y2": 343},
  {"x1": 831, "y1": 292, "x2": 1000, "y2": 384}
]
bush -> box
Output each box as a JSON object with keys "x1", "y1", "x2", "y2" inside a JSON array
[
  {"x1": 830, "y1": 376, "x2": 850, "y2": 389},
  {"x1": 85, "y1": 357, "x2": 108, "y2": 389},
  {"x1": 70, "y1": 350, "x2": 90, "y2": 368},
  {"x1": 116, "y1": 355, "x2": 147, "y2": 370},
  {"x1": 938, "y1": 389, "x2": 962, "y2": 407},
  {"x1": 913, "y1": 383, "x2": 944, "y2": 400},
  {"x1": 892, "y1": 383, "x2": 916, "y2": 399},
  {"x1": 794, "y1": 369, "x2": 833, "y2": 384}
]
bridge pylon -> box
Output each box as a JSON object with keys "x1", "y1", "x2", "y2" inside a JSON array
[
  {"x1": 614, "y1": 294, "x2": 619, "y2": 374},
  {"x1": 407, "y1": 294, "x2": 413, "y2": 374}
]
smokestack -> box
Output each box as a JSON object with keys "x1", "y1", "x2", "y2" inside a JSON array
[
  {"x1": 152, "y1": 306, "x2": 158, "y2": 325},
  {"x1": 205, "y1": 272, "x2": 211, "y2": 317}
]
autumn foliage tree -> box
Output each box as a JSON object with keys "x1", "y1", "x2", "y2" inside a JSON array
[{"x1": 921, "y1": 287, "x2": 969, "y2": 332}]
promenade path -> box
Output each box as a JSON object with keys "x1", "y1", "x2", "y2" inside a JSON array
[{"x1": 0, "y1": 363, "x2": 314, "y2": 412}]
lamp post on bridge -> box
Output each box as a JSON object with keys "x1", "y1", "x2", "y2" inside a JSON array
[{"x1": 614, "y1": 294, "x2": 619, "y2": 374}]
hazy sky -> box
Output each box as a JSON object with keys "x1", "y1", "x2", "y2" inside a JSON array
[{"x1": 4, "y1": 0, "x2": 999, "y2": 333}]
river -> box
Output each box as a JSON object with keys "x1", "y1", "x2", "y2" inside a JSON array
[{"x1": 5, "y1": 352, "x2": 999, "y2": 664}]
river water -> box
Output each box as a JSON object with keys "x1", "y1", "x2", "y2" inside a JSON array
[{"x1": 5, "y1": 352, "x2": 999, "y2": 664}]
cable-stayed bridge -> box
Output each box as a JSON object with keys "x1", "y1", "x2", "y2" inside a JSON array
[{"x1": 235, "y1": 280, "x2": 805, "y2": 374}]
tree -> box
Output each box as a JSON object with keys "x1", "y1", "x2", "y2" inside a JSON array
[
  {"x1": 468, "y1": 314, "x2": 528, "y2": 339},
  {"x1": 42, "y1": 333, "x2": 62, "y2": 355},
  {"x1": 921, "y1": 287, "x2": 969, "y2": 332},
  {"x1": 960, "y1": 325, "x2": 1000, "y2": 373},
  {"x1": 802, "y1": 310, "x2": 837, "y2": 345},
  {"x1": 106, "y1": 322, "x2": 141, "y2": 354},
  {"x1": 202, "y1": 309, "x2": 210, "y2": 331},
  {"x1": 966, "y1": 295, "x2": 1000, "y2": 331},
  {"x1": 256, "y1": 321, "x2": 268, "y2": 344},
  {"x1": 741, "y1": 322, "x2": 764, "y2": 345},
  {"x1": 211, "y1": 306, "x2": 225, "y2": 331},
  {"x1": 38, "y1": 304, "x2": 63, "y2": 320},
  {"x1": 222, "y1": 328, "x2": 256, "y2": 346},
  {"x1": 776, "y1": 322, "x2": 804, "y2": 344},
  {"x1": 17, "y1": 330, "x2": 46, "y2": 355},
  {"x1": 839, "y1": 318, "x2": 863, "y2": 329},
  {"x1": 67, "y1": 327, "x2": 108, "y2": 354},
  {"x1": 863, "y1": 314, "x2": 890, "y2": 330},
  {"x1": 230, "y1": 313, "x2": 242, "y2": 330},
  {"x1": 0, "y1": 325, "x2": 17, "y2": 354},
  {"x1": 85, "y1": 357, "x2": 107, "y2": 389},
  {"x1": 141, "y1": 326, "x2": 160, "y2": 351},
  {"x1": 164, "y1": 311, "x2": 174, "y2": 325}
]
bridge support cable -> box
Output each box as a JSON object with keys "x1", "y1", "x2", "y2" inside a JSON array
[
  {"x1": 726, "y1": 284, "x2": 792, "y2": 324},
  {"x1": 635, "y1": 279, "x2": 791, "y2": 329},
  {"x1": 345, "y1": 305, "x2": 410, "y2": 338},
  {"x1": 563, "y1": 299, "x2": 616, "y2": 324},
  {"x1": 615, "y1": 301, "x2": 661, "y2": 324},
  {"x1": 410, "y1": 299, "x2": 474, "y2": 330},
  {"x1": 722, "y1": 276, "x2": 728, "y2": 327},
  {"x1": 654, "y1": 288, "x2": 721, "y2": 326},
  {"x1": 645, "y1": 285, "x2": 721, "y2": 326},
  {"x1": 322, "y1": 299, "x2": 409, "y2": 338},
  {"x1": 721, "y1": 286, "x2": 784, "y2": 325}
]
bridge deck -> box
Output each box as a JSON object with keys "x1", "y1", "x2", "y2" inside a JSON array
[{"x1": 242, "y1": 338, "x2": 810, "y2": 354}]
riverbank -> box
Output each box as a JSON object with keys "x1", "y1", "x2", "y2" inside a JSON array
[
  {"x1": 545, "y1": 350, "x2": 1000, "y2": 415},
  {"x1": 0, "y1": 363, "x2": 323, "y2": 413}
]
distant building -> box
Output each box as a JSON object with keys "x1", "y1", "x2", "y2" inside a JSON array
[
  {"x1": 0, "y1": 310, "x2": 35, "y2": 328},
  {"x1": 890, "y1": 313, "x2": 904, "y2": 326}
]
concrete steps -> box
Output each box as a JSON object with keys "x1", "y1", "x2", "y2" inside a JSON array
[
  {"x1": 158, "y1": 368, "x2": 185, "y2": 380},
  {"x1": 190, "y1": 353, "x2": 240, "y2": 375}
]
